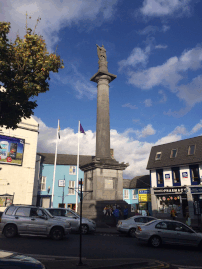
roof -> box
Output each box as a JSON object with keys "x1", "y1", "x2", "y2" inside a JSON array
[
  {"x1": 37, "y1": 153, "x2": 94, "y2": 166},
  {"x1": 147, "y1": 136, "x2": 202, "y2": 170},
  {"x1": 123, "y1": 175, "x2": 151, "y2": 189}
]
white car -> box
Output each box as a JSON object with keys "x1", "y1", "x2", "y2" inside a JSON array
[{"x1": 117, "y1": 216, "x2": 157, "y2": 237}]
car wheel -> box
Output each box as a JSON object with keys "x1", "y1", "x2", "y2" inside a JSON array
[
  {"x1": 149, "y1": 236, "x2": 162, "y2": 248},
  {"x1": 81, "y1": 224, "x2": 89, "y2": 235},
  {"x1": 128, "y1": 228, "x2": 136, "y2": 238},
  {"x1": 4, "y1": 224, "x2": 17, "y2": 238},
  {"x1": 50, "y1": 227, "x2": 64, "y2": 240}
]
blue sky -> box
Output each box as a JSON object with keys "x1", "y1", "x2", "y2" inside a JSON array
[{"x1": 2, "y1": 0, "x2": 202, "y2": 178}]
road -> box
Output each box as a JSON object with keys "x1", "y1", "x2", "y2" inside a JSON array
[{"x1": 0, "y1": 233, "x2": 202, "y2": 266}]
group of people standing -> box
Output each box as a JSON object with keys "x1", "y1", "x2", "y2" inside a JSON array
[{"x1": 103, "y1": 204, "x2": 129, "y2": 224}]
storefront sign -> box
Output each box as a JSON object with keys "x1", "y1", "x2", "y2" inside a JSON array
[
  {"x1": 0, "y1": 135, "x2": 25, "y2": 166},
  {"x1": 165, "y1": 174, "x2": 170, "y2": 180},
  {"x1": 138, "y1": 189, "x2": 151, "y2": 202},
  {"x1": 191, "y1": 187, "x2": 202, "y2": 193},
  {"x1": 182, "y1": 172, "x2": 188, "y2": 178},
  {"x1": 154, "y1": 187, "x2": 186, "y2": 195}
]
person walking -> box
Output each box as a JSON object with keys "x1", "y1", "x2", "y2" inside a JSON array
[
  {"x1": 123, "y1": 206, "x2": 128, "y2": 220},
  {"x1": 113, "y1": 207, "x2": 120, "y2": 225},
  {"x1": 103, "y1": 206, "x2": 107, "y2": 216},
  {"x1": 170, "y1": 207, "x2": 176, "y2": 220}
]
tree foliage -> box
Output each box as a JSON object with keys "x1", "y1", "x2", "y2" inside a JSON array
[{"x1": 0, "y1": 15, "x2": 64, "y2": 129}]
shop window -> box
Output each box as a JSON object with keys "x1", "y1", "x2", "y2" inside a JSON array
[
  {"x1": 190, "y1": 165, "x2": 200, "y2": 185},
  {"x1": 156, "y1": 169, "x2": 164, "y2": 187},
  {"x1": 40, "y1": 176, "x2": 46, "y2": 191},
  {"x1": 188, "y1": 145, "x2": 195, "y2": 155},
  {"x1": 69, "y1": 181, "x2": 75, "y2": 194},
  {"x1": 155, "y1": 152, "x2": 162, "y2": 160},
  {"x1": 170, "y1": 149, "x2": 177, "y2": 158},
  {"x1": 124, "y1": 189, "x2": 129, "y2": 199},
  {"x1": 172, "y1": 167, "x2": 181, "y2": 186},
  {"x1": 132, "y1": 190, "x2": 137, "y2": 199}
]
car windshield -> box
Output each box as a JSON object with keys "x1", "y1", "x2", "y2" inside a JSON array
[
  {"x1": 43, "y1": 208, "x2": 54, "y2": 218},
  {"x1": 144, "y1": 220, "x2": 157, "y2": 226}
]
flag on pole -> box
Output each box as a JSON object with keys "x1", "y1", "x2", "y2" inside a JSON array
[
  {"x1": 80, "y1": 123, "x2": 86, "y2": 135},
  {"x1": 58, "y1": 123, "x2": 61, "y2": 139}
]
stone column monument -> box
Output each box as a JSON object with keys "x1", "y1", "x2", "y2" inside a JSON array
[{"x1": 79, "y1": 45, "x2": 129, "y2": 223}]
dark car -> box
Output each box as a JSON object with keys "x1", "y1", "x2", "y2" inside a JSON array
[{"x1": 0, "y1": 249, "x2": 46, "y2": 268}]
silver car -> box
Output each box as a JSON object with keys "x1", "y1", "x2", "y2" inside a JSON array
[
  {"x1": 135, "y1": 219, "x2": 202, "y2": 249},
  {"x1": 0, "y1": 205, "x2": 71, "y2": 240},
  {"x1": 47, "y1": 208, "x2": 96, "y2": 234},
  {"x1": 117, "y1": 216, "x2": 157, "y2": 237}
]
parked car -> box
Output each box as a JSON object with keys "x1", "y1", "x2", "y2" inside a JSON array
[
  {"x1": 0, "y1": 249, "x2": 46, "y2": 268},
  {"x1": 135, "y1": 219, "x2": 202, "y2": 249},
  {"x1": 117, "y1": 216, "x2": 157, "y2": 237},
  {"x1": 46, "y1": 208, "x2": 96, "y2": 235},
  {"x1": 0, "y1": 205, "x2": 71, "y2": 240}
]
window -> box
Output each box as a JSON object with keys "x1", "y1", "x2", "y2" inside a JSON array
[
  {"x1": 188, "y1": 145, "x2": 195, "y2": 155},
  {"x1": 30, "y1": 208, "x2": 45, "y2": 217},
  {"x1": 173, "y1": 222, "x2": 192, "y2": 233},
  {"x1": 170, "y1": 149, "x2": 177, "y2": 158},
  {"x1": 69, "y1": 166, "x2": 76, "y2": 175},
  {"x1": 65, "y1": 210, "x2": 76, "y2": 218},
  {"x1": 15, "y1": 207, "x2": 30, "y2": 217},
  {"x1": 40, "y1": 176, "x2": 46, "y2": 191},
  {"x1": 155, "y1": 152, "x2": 162, "y2": 160},
  {"x1": 155, "y1": 221, "x2": 168, "y2": 229},
  {"x1": 190, "y1": 165, "x2": 200, "y2": 184},
  {"x1": 124, "y1": 189, "x2": 129, "y2": 199},
  {"x1": 69, "y1": 181, "x2": 75, "y2": 195},
  {"x1": 132, "y1": 190, "x2": 137, "y2": 199},
  {"x1": 5, "y1": 206, "x2": 15, "y2": 215},
  {"x1": 172, "y1": 167, "x2": 180, "y2": 185},
  {"x1": 156, "y1": 169, "x2": 164, "y2": 186},
  {"x1": 135, "y1": 217, "x2": 147, "y2": 223}
]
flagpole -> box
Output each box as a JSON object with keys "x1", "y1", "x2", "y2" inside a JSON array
[
  {"x1": 51, "y1": 119, "x2": 60, "y2": 208},
  {"x1": 76, "y1": 120, "x2": 80, "y2": 213}
]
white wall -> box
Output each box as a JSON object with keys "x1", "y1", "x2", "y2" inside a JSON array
[
  {"x1": 163, "y1": 169, "x2": 173, "y2": 187},
  {"x1": 0, "y1": 117, "x2": 39, "y2": 211},
  {"x1": 179, "y1": 166, "x2": 191, "y2": 186}
]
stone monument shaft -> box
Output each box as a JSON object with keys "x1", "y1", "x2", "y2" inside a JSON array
[{"x1": 91, "y1": 45, "x2": 116, "y2": 159}]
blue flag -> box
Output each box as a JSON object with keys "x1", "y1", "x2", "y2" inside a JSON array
[{"x1": 80, "y1": 123, "x2": 86, "y2": 135}]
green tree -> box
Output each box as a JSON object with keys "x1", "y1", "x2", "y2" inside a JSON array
[{"x1": 0, "y1": 15, "x2": 64, "y2": 129}]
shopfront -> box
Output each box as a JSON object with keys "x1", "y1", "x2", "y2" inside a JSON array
[
  {"x1": 191, "y1": 187, "x2": 202, "y2": 222},
  {"x1": 138, "y1": 189, "x2": 152, "y2": 215},
  {"x1": 153, "y1": 186, "x2": 187, "y2": 218}
]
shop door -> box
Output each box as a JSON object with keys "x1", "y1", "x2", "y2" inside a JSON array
[
  {"x1": 42, "y1": 198, "x2": 50, "y2": 208},
  {"x1": 181, "y1": 195, "x2": 188, "y2": 217}
]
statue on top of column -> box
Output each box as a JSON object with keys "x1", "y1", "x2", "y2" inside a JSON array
[{"x1": 96, "y1": 44, "x2": 108, "y2": 72}]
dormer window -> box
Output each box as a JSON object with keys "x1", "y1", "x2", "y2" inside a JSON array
[
  {"x1": 155, "y1": 152, "x2": 162, "y2": 160},
  {"x1": 188, "y1": 145, "x2": 195, "y2": 155},
  {"x1": 170, "y1": 149, "x2": 177, "y2": 158}
]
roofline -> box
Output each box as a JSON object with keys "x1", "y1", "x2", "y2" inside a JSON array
[{"x1": 147, "y1": 161, "x2": 201, "y2": 170}]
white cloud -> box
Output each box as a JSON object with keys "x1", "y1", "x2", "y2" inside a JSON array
[
  {"x1": 118, "y1": 46, "x2": 150, "y2": 71},
  {"x1": 144, "y1": 99, "x2": 152, "y2": 107},
  {"x1": 162, "y1": 25, "x2": 170, "y2": 32},
  {"x1": 135, "y1": 124, "x2": 156, "y2": 138},
  {"x1": 190, "y1": 120, "x2": 202, "y2": 134},
  {"x1": 170, "y1": 125, "x2": 188, "y2": 135},
  {"x1": 155, "y1": 44, "x2": 168, "y2": 49},
  {"x1": 122, "y1": 103, "x2": 138, "y2": 109},
  {"x1": 158, "y1": 90, "x2": 167, "y2": 103},
  {"x1": 140, "y1": 0, "x2": 192, "y2": 17},
  {"x1": 1, "y1": 0, "x2": 118, "y2": 51},
  {"x1": 133, "y1": 119, "x2": 140, "y2": 123},
  {"x1": 137, "y1": 24, "x2": 170, "y2": 35},
  {"x1": 52, "y1": 64, "x2": 97, "y2": 100},
  {"x1": 34, "y1": 117, "x2": 195, "y2": 179}
]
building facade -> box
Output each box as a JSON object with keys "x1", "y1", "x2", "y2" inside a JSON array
[
  {"x1": 123, "y1": 175, "x2": 152, "y2": 215},
  {"x1": 36, "y1": 153, "x2": 93, "y2": 209},
  {"x1": 147, "y1": 136, "x2": 202, "y2": 220},
  {"x1": 0, "y1": 117, "x2": 39, "y2": 212}
]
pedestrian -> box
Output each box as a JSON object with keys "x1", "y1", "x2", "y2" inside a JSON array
[
  {"x1": 170, "y1": 207, "x2": 176, "y2": 220},
  {"x1": 186, "y1": 214, "x2": 191, "y2": 227},
  {"x1": 106, "y1": 205, "x2": 110, "y2": 216},
  {"x1": 103, "y1": 206, "x2": 107, "y2": 216},
  {"x1": 123, "y1": 206, "x2": 128, "y2": 220},
  {"x1": 113, "y1": 207, "x2": 120, "y2": 225},
  {"x1": 113, "y1": 204, "x2": 116, "y2": 211},
  {"x1": 109, "y1": 205, "x2": 113, "y2": 216}
]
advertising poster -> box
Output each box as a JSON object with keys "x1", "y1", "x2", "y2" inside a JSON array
[
  {"x1": 182, "y1": 172, "x2": 188, "y2": 178},
  {"x1": 165, "y1": 174, "x2": 170, "y2": 180},
  {"x1": 138, "y1": 189, "x2": 151, "y2": 202},
  {"x1": 0, "y1": 135, "x2": 25, "y2": 166},
  {"x1": 69, "y1": 166, "x2": 76, "y2": 175}
]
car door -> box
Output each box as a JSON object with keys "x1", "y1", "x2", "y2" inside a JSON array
[
  {"x1": 155, "y1": 221, "x2": 178, "y2": 245},
  {"x1": 13, "y1": 207, "x2": 31, "y2": 233},
  {"x1": 63, "y1": 209, "x2": 79, "y2": 231},
  {"x1": 27, "y1": 208, "x2": 47, "y2": 234},
  {"x1": 172, "y1": 222, "x2": 199, "y2": 246}
]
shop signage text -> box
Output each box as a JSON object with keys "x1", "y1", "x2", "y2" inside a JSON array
[
  {"x1": 191, "y1": 187, "x2": 202, "y2": 193},
  {"x1": 138, "y1": 189, "x2": 151, "y2": 202},
  {"x1": 182, "y1": 172, "x2": 188, "y2": 178},
  {"x1": 58, "y1": 180, "x2": 65, "y2": 187},
  {"x1": 154, "y1": 187, "x2": 186, "y2": 195},
  {"x1": 165, "y1": 174, "x2": 170, "y2": 180}
]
